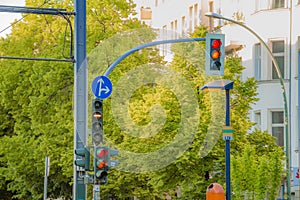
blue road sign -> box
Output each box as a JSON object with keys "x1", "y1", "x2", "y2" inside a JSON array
[{"x1": 92, "y1": 76, "x2": 112, "y2": 99}]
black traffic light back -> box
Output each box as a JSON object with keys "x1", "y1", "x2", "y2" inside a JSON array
[{"x1": 74, "y1": 147, "x2": 90, "y2": 170}]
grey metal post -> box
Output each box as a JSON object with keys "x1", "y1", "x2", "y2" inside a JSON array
[
  {"x1": 43, "y1": 156, "x2": 50, "y2": 200},
  {"x1": 74, "y1": 0, "x2": 87, "y2": 199},
  {"x1": 93, "y1": 185, "x2": 101, "y2": 200}
]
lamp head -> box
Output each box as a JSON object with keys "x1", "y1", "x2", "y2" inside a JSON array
[{"x1": 205, "y1": 12, "x2": 223, "y2": 19}]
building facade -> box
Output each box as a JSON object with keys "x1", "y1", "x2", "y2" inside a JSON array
[{"x1": 134, "y1": 0, "x2": 300, "y2": 198}]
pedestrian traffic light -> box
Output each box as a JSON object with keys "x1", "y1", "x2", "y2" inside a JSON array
[
  {"x1": 205, "y1": 33, "x2": 225, "y2": 76},
  {"x1": 108, "y1": 148, "x2": 119, "y2": 168},
  {"x1": 75, "y1": 147, "x2": 90, "y2": 170},
  {"x1": 92, "y1": 98, "x2": 103, "y2": 146},
  {"x1": 94, "y1": 146, "x2": 109, "y2": 184}
]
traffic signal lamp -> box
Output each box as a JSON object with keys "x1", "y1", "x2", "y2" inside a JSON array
[
  {"x1": 108, "y1": 149, "x2": 119, "y2": 168},
  {"x1": 92, "y1": 98, "x2": 103, "y2": 145},
  {"x1": 94, "y1": 146, "x2": 109, "y2": 184},
  {"x1": 75, "y1": 147, "x2": 90, "y2": 170},
  {"x1": 205, "y1": 33, "x2": 225, "y2": 76}
]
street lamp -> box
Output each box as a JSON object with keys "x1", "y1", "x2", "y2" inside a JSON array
[
  {"x1": 205, "y1": 12, "x2": 291, "y2": 199},
  {"x1": 201, "y1": 79, "x2": 234, "y2": 200}
]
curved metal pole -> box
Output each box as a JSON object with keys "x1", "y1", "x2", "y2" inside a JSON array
[
  {"x1": 104, "y1": 38, "x2": 205, "y2": 76},
  {"x1": 205, "y1": 12, "x2": 290, "y2": 199}
]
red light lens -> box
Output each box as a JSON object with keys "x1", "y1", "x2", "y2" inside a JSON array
[
  {"x1": 97, "y1": 149, "x2": 108, "y2": 158},
  {"x1": 211, "y1": 39, "x2": 222, "y2": 49}
]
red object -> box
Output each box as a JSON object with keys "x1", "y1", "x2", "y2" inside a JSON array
[
  {"x1": 296, "y1": 169, "x2": 299, "y2": 179},
  {"x1": 98, "y1": 149, "x2": 108, "y2": 158},
  {"x1": 206, "y1": 183, "x2": 225, "y2": 200},
  {"x1": 211, "y1": 39, "x2": 222, "y2": 49}
]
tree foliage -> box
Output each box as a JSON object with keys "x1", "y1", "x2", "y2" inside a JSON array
[
  {"x1": 0, "y1": 0, "x2": 143, "y2": 199},
  {"x1": 0, "y1": 0, "x2": 285, "y2": 199},
  {"x1": 231, "y1": 131, "x2": 284, "y2": 200}
]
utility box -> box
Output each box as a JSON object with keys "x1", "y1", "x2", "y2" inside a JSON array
[{"x1": 206, "y1": 183, "x2": 225, "y2": 200}]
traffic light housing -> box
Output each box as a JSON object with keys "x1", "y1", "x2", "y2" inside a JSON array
[
  {"x1": 205, "y1": 33, "x2": 225, "y2": 76},
  {"x1": 92, "y1": 98, "x2": 103, "y2": 146},
  {"x1": 108, "y1": 149, "x2": 119, "y2": 168},
  {"x1": 75, "y1": 147, "x2": 90, "y2": 170},
  {"x1": 94, "y1": 146, "x2": 109, "y2": 184}
]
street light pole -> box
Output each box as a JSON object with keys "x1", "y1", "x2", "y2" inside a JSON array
[
  {"x1": 225, "y1": 89, "x2": 231, "y2": 200},
  {"x1": 205, "y1": 12, "x2": 290, "y2": 199},
  {"x1": 201, "y1": 80, "x2": 234, "y2": 200}
]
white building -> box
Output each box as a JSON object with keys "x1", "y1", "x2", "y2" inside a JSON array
[{"x1": 134, "y1": 0, "x2": 300, "y2": 198}]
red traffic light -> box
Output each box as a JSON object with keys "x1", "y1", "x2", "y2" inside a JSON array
[
  {"x1": 211, "y1": 39, "x2": 222, "y2": 49},
  {"x1": 96, "y1": 148, "x2": 109, "y2": 169},
  {"x1": 97, "y1": 149, "x2": 108, "y2": 158}
]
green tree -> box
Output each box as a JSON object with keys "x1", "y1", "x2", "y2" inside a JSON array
[
  {"x1": 99, "y1": 25, "x2": 261, "y2": 199},
  {"x1": 231, "y1": 131, "x2": 284, "y2": 200},
  {"x1": 0, "y1": 0, "x2": 145, "y2": 199}
]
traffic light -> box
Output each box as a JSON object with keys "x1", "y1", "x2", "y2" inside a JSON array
[
  {"x1": 108, "y1": 148, "x2": 119, "y2": 168},
  {"x1": 94, "y1": 146, "x2": 109, "y2": 184},
  {"x1": 205, "y1": 33, "x2": 225, "y2": 76},
  {"x1": 75, "y1": 147, "x2": 90, "y2": 170},
  {"x1": 92, "y1": 98, "x2": 103, "y2": 146}
]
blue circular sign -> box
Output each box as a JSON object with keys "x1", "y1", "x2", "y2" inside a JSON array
[{"x1": 91, "y1": 76, "x2": 113, "y2": 99}]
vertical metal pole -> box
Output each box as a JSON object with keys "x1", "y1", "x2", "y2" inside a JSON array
[
  {"x1": 225, "y1": 89, "x2": 231, "y2": 200},
  {"x1": 74, "y1": 0, "x2": 87, "y2": 199},
  {"x1": 298, "y1": 51, "x2": 300, "y2": 199},
  {"x1": 43, "y1": 156, "x2": 49, "y2": 200},
  {"x1": 93, "y1": 185, "x2": 101, "y2": 200}
]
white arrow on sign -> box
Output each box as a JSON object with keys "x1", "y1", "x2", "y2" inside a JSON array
[{"x1": 98, "y1": 78, "x2": 111, "y2": 97}]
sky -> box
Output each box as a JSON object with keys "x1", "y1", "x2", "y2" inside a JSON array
[{"x1": 0, "y1": 0, "x2": 25, "y2": 37}]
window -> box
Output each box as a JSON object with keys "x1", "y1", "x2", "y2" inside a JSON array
[
  {"x1": 271, "y1": 40, "x2": 285, "y2": 79},
  {"x1": 254, "y1": 43, "x2": 261, "y2": 80},
  {"x1": 174, "y1": 20, "x2": 178, "y2": 38},
  {"x1": 209, "y1": 1, "x2": 214, "y2": 31},
  {"x1": 271, "y1": 0, "x2": 286, "y2": 8},
  {"x1": 271, "y1": 111, "x2": 284, "y2": 146},
  {"x1": 162, "y1": 25, "x2": 167, "y2": 56},
  {"x1": 254, "y1": 112, "x2": 261, "y2": 130},
  {"x1": 181, "y1": 16, "x2": 186, "y2": 36},
  {"x1": 189, "y1": 6, "x2": 193, "y2": 33},
  {"x1": 194, "y1": 4, "x2": 198, "y2": 28},
  {"x1": 170, "y1": 21, "x2": 177, "y2": 39},
  {"x1": 255, "y1": 0, "x2": 269, "y2": 11},
  {"x1": 255, "y1": 0, "x2": 286, "y2": 11}
]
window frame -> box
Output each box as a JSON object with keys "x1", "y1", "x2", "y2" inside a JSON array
[
  {"x1": 254, "y1": 43, "x2": 262, "y2": 80},
  {"x1": 254, "y1": 111, "x2": 261, "y2": 130},
  {"x1": 271, "y1": 0, "x2": 286, "y2": 9},
  {"x1": 269, "y1": 110, "x2": 285, "y2": 146},
  {"x1": 269, "y1": 39, "x2": 286, "y2": 80},
  {"x1": 255, "y1": 0, "x2": 287, "y2": 11}
]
